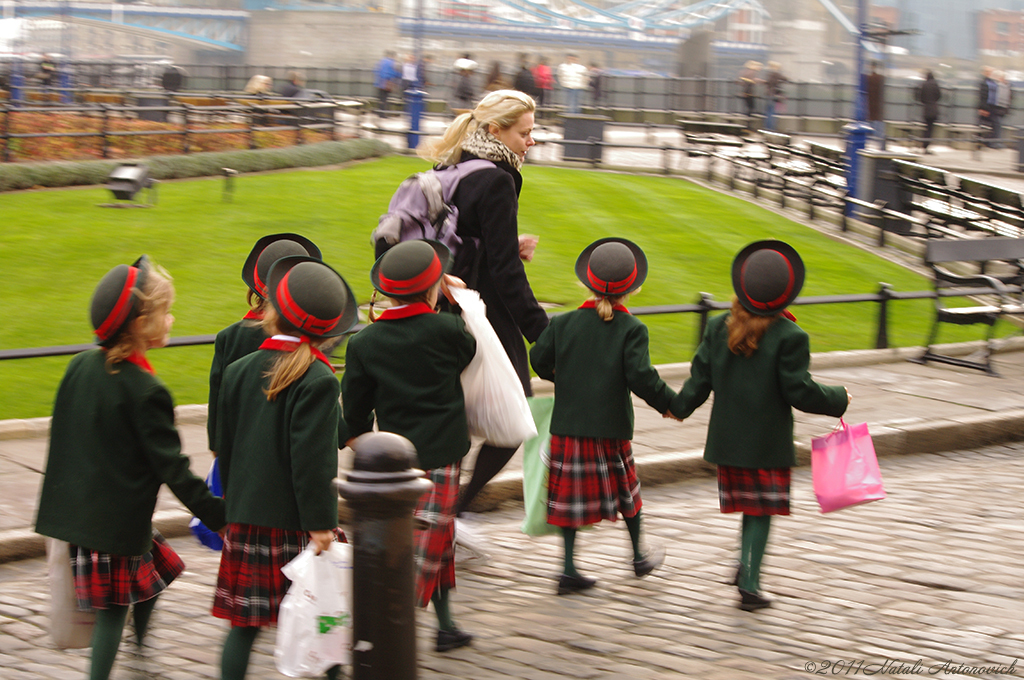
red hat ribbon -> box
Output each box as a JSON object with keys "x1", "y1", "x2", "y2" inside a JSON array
[
  {"x1": 379, "y1": 252, "x2": 442, "y2": 296},
  {"x1": 252, "y1": 247, "x2": 270, "y2": 298},
  {"x1": 587, "y1": 261, "x2": 637, "y2": 295},
  {"x1": 741, "y1": 250, "x2": 794, "y2": 311},
  {"x1": 95, "y1": 266, "x2": 139, "y2": 341},
  {"x1": 276, "y1": 270, "x2": 343, "y2": 335}
]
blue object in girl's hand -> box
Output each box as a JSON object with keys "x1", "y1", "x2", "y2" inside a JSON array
[{"x1": 189, "y1": 458, "x2": 224, "y2": 551}]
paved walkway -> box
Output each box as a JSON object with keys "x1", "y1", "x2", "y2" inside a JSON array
[{"x1": 1, "y1": 441, "x2": 1021, "y2": 679}]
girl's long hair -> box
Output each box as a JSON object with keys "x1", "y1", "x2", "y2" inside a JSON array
[
  {"x1": 418, "y1": 89, "x2": 535, "y2": 166},
  {"x1": 261, "y1": 307, "x2": 335, "y2": 401},
  {"x1": 726, "y1": 297, "x2": 778, "y2": 357},
  {"x1": 104, "y1": 265, "x2": 174, "y2": 372}
]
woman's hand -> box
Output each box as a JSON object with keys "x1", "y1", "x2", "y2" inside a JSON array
[
  {"x1": 519, "y1": 234, "x2": 539, "y2": 262},
  {"x1": 308, "y1": 529, "x2": 335, "y2": 555},
  {"x1": 441, "y1": 274, "x2": 467, "y2": 304}
]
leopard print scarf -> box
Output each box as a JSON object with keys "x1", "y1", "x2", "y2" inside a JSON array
[{"x1": 461, "y1": 125, "x2": 522, "y2": 171}]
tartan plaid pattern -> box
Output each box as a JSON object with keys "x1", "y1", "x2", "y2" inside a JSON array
[
  {"x1": 71, "y1": 531, "x2": 184, "y2": 611},
  {"x1": 414, "y1": 462, "x2": 460, "y2": 608},
  {"x1": 717, "y1": 465, "x2": 792, "y2": 515},
  {"x1": 546, "y1": 435, "x2": 642, "y2": 528},
  {"x1": 212, "y1": 523, "x2": 344, "y2": 627}
]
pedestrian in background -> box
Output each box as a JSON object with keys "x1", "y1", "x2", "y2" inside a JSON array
[
  {"x1": 588, "y1": 62, "x2": 605, "y2": 108},
  {"x1": 532, "y1": 55, "x2": 553, "y2": 110},
  {"x1": 207, "y1": 234, "x2": 321, "y2": 457},
  {"x1": 916, "y1": 70, "x2": 941, "y2": 153},
  {"x1": 763, "y1": 61, "x2": 787, "y2": 131},
  {"x1": 452, "y1": 60, "x2": 477, "y2": 112},
  {"x1": 866, "y1": 61, "x2": 886, "y2": 148},
  {"x1": 977, "y1": 65, "x2": 997, "y2": 147},
  {"x1": 279, "y1": 70, "x2": 304, "y2": 98},
  {"x1": 417, "y1": 90, "x2": 549, "y2": 532},
  {"x1": 738, "y1": 60, "x2": 761, "y2": 130},
  {"x1": 213, "y1": 256, "x2": 356, "y2": 680},
  {"x1": 343, "y1": 240, "x2": 476, "y2": 652},
  {"x1": 991, "y1": 70, "x2": 1013, "y2": 149},
  {"x1": 531, "y1": 238, "x2": 669, "y2": 595},
  {"x1": 374, "y1": 50, "x2": 400, "y2": 114},
  {"x1": 36, "y1": 257, "x2": 226, "y2": 680},
  {"x1": 557, "y1": 53, "x2": 589, "y2": 114},
  {"x1": 484, "y1": 60, "x2": 510, "y2": 92},
  {"x1": 668, "y1": 241, "x2": 850, "y2": 612},
  {"x1": 513, "y1": 53, "x2": 536, "y2": 98}
]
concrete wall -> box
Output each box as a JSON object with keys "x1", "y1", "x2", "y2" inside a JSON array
[{"x1": 247, "y1": 11, "x2": 399, "y2": 69}]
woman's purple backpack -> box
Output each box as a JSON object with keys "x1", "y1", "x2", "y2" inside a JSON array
[{"x1": 372, "y1": 159, "x2": 494, "y2": 259}]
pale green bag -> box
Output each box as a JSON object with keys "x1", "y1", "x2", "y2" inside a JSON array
[{"x1": 520, "y1": 396, "x2": 558, "y2": 536}]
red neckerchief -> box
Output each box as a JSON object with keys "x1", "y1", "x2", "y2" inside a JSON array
[
  {"x1": 242, "y1": 310, "x2": 264, "y2": 321},
  {"x1": 377, "y1": 302, "x2": 437, "y2": 320},
  {"x1": 579, "y1": 299, "x2": 630, "y2": 314},
  {"x1": 782, "y1": 310, "x2": 797, "y2": 323},
  {"x1": 124, "y1": 352, "x2": 156, "y2": 375},
  {"x1": 259, "y1": 337, "x2": 335, "y2": 373}
]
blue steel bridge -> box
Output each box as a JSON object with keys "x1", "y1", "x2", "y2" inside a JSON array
[{"x1": 4, "y1": 0, "x2": 771, "y2": 54}]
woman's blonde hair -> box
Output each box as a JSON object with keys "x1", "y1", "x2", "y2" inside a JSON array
[
  {"x1": 418, "y1": 89, "x2": 535, "y2": 166},
  {"x1": 260, "y1": 307, "x2": 338, "y2": 400},
  {"x1": 368, "y1": 281, "x2": 441, "y2": 323},
  {"x1": 726, "y1": 297, "x2": 777, "y2": 357},
  {"x1": 593, "y1": 293, "x2": 630, "y2": 322},
  {"x1": 105, "y1": 264, "x2": 174, "y2": 371}
]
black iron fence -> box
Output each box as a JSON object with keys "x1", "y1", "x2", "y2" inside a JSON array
[
  {"x1": 2, "y1": 62, "x2": 1003, "y2": 127},
  {"x1": 0, "y1": 286, "x2": 992, "y2": 365}
]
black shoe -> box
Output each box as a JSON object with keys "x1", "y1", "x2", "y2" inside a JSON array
[
  {"x1": 633, "y1": 545, "x2": 665, "y2": 577},
  {"x1": 738, "y1": 588, "x2": 772, "y2": 611},
  {"x1": 435, "y1": 628, "x2": 473, "y2": 652},
  {"x1": 557, "y1": 573, "x2": 597, "y2": 595}
]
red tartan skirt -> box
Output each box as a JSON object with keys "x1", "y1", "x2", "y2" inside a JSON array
[
  {"x1": 546, "y1": 435, "x2": 642, "y2": 529},
  {"x1": 717, "y1": 465, "x2": 791, "y2": 516},
  {"x1": 212, "y1": 523, "x2": 346, "y2": 627},
  {"x1": 71, "y1": 531, "x2": 184, "y2": 611},
  {"x1": 414, "y1": 462, "x2": 460, "y2": 608}
]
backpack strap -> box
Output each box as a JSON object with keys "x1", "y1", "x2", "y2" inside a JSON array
[{"x1": 441, "y1": 159, "x2": 495, "y2": 202}]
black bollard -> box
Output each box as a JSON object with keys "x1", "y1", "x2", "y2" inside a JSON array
[{"x1": 335, "y1": 432, "x2": 432, "y2": 680}]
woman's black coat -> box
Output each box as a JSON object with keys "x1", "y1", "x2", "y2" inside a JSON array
[{"x1": 448, "y1": 152, "x2": 550, "y2": 395}]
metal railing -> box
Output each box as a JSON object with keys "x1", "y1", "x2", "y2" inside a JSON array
[{"x1": 0, "y1": 285, "x2": 998, "y2": 364}]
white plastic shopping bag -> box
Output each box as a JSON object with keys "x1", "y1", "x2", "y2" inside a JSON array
[
  {"x1": 451, "y1": 286, "x2": 537, "y2": 447},
  {"x1": 274, "y1": 542, "x2": 353, "y2": 677},
  {"x1": 46, "y1": 538, "x2": 96, "y2": 649}
]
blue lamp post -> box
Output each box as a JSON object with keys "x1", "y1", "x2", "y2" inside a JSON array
[{"x1": 843, "y1": 0, "x2": 873, "y2": 211}]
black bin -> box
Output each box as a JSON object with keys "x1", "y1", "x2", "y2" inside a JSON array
[
  {"x1": 856, "y1": 149, "x2": 919, "y2": 234},
  {"x1": 562, "y1": 114, "x2": 610, "y2": 161},
  {"x1": 136, "y1": 94, "x2": 169, "y2": 122}
]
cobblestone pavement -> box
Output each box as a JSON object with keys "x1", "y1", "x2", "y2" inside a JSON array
[{"x1": 1, "y1": 442, "x2": 1021, "y2": 680}]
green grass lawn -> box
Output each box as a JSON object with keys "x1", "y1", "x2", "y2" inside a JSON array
[{"x1": 0, "y1": 156, "x2": 1011, "y2": 419}]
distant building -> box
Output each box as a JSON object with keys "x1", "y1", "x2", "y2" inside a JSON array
[{"x1": 977, "y1": 9, "x2": 1024, "y2": 56}]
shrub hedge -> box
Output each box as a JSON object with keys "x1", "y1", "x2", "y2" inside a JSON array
[{"x1": 0, "y1": 138, "x2": 393, "y2": 192}]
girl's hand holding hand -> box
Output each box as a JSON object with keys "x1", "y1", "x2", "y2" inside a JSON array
[
  {"x1": 846, "y1": 388, "x2": 852, "y2": 405},
  {"x1": 662, "y1": 411, "x2": 685, "y2": 422},
  {"x1": 309, "y1": 529, "x2": 335, "y2": 555}
]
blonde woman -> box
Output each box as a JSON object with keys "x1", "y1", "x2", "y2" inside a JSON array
[{"x1": 419, "y1": 89, "x2": 550, "y2": 519}]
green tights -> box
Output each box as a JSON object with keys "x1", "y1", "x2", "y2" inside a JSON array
[
  {"x1": 89, "y1": 596, "x2": 158, "y2": 680},
  {"x1": 431, "y1": 588, "x2": 456, "y2": 632},
  {"x1": 561, "y1": 511, "x2": 645, "y2": 576},
  {"x1": 221, "y1": 625, "x2": 341, "y2": 680},
  {"x1": 739, "y1": 514, "x2": 772, "y2": 593}
]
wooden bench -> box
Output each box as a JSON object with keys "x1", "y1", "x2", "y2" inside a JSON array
[
  {"x1": 893, "y1": 160, "x2": 989, "y2": 237},
  {"x1": 679, "y1": 120, "x2": 747, "y2": 157},
  {"x1": 911, "y1": 237, "x2": 1024, "y2": 374},
  {"x1": 957, "y1": 177, "x2": 1024, "y2": 239}
]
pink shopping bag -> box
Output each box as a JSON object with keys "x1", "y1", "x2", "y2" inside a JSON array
[{"x1": 811, "y1": 419, "x2": 886, "y2": 513}]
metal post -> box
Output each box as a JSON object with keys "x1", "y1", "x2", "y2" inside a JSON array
[
  {"x1": 843, "y1": 121, "x2": 871, "y2": 210},
  {"x1": 875, "y1": 282, "x2": 892, "y2": 349},
  {"x1": 406, "y1": 88, "x2": 425, "y2": 150},
  {"x1": 696, "y1": 292, "x2": 715, "y2": 345},
  {"x1": 11, "y1": 62, "x2": 23, "y2": 105},
  {"x1": 336, "y1": 432, "x2": 431, "y2": 680}
]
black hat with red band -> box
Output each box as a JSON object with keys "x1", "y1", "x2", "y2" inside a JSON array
[
  {"x1": 242, "y1": 233, "x2": 321, "y2": 300},
  {"x1": 575, "y1": 237, "x2": 647, "y2": 297},
  {"x1": 90, "y1": 255, "x2": 150, "y2": 347},
  {"x1": 370, "y1": 240, "x2": 451, "y2": 298},
  {"x1": 731, "y1": 240, "x2": 805, "y2": 316},
  {"x1": 267, "y1": 256, "x2": 357, "y2": 338}
]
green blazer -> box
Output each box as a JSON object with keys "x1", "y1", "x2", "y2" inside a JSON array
[
  {"x1": 207, "y1": 318, "x2": 266, "y2": 452},
  {"x1": 670, "y1": 313, "x2": 848, "y2": 469},
  {"x1": 216, "y1": 349, "x2": 342, "y2": 531},
  {"x1": 530, "y1": 305, "x2": 677, "y2": 440},
  {"x1": 35, "y1": 350, "x2": 226, "y2": 556},
  {"x1": 342, "y1": 305, "x2": 476, "y2": 471}
]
